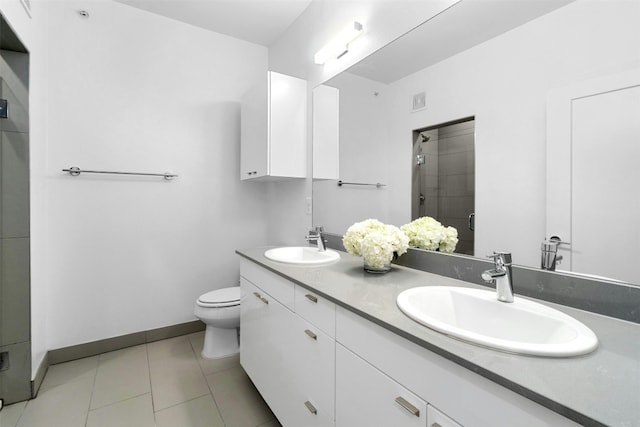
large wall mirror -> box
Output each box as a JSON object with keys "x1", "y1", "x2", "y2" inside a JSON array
[{"x1": 312, "y1": 0, "x2": 640, "y2": 286}]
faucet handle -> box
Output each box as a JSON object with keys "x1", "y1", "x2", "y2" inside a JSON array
[{"x1": 486, "y1": 251, "x2": 512, "y2": 265}]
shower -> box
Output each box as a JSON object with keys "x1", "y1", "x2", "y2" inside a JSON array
[{"x1": 411, "y1": 118, "x2": 475, "y2": 255}]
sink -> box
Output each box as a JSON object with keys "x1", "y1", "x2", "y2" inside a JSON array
[
  {"x1": 397, "y1": 286, "x2": 598, "y2": 357},
  {"x1": 264, "y1": 247, "x2": 340, "y2": 265}
]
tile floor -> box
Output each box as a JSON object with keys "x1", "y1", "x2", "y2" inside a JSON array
[{"x1": 0, "y1": 332, "x2": 281, "y2": 427}]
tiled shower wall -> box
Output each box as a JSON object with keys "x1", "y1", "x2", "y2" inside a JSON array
[
  {"x1": 437, "y1": 120, "x2": 475, "y2": 255},
  {"x1": 0, "y1": 48, "x2": 31, "y2": 404}
]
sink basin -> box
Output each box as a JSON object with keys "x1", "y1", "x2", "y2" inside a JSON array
[
  {"x1": 397, "y1": 286, "x2": 598, "y2": 357},
  {"x1": 264, "y1": 247, "x2": 340, "y2": 265}
]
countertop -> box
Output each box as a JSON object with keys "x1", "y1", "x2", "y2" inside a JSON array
[{"x1": 236, "y1": 247, "x2": 640, "y2": 427}]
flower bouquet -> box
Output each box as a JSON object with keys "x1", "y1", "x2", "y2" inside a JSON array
[
  {"x1": 343, "y1": 219, "x2": 409, "y2": 273},
  {"x1": 400, "y1": 216, "x2": 458, "y2": 253}
]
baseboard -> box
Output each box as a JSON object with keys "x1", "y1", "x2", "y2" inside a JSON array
[
  {"x1": 31, "y1": 351, "x2": 48, "y2": 398},
  {"x1": 47, "y1": 320, "x2": 205, "y2": 366}
]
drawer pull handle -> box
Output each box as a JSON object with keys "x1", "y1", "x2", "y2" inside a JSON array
[
  {"x1": 432, "y1": 423, "x2": 442, "y2": 427},
  {"x1": 253, "y1": 292, "x2": 268, "y2": 304},
  {"x1": 395, "y1": 396, "x2": 420, "y2": 417},
  {"x1": 304, "y1": 329, "x2": 317, "y2": 340},
  {"x1": 305, "y1": 293, "x2": 318, "y2": 303},
  {"x1": 304, "y1": 400, "x2": 317, "y2": 415}
]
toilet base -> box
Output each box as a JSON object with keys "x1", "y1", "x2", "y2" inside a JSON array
[{"x1": 201, "y1": 325, "x2": 239, "y2": 359}]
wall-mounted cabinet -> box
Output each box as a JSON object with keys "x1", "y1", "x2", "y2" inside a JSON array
[
  {"x1": 312, "y1": 85, "x2": 339, "y2": 180},
  {"x1": 240, "y1": 71, "x2": 307, "y2": 180}
]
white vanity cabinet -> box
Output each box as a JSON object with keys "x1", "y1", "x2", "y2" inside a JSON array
[
  {"x1": 428, "y1": 405, "x2": 463, "y2": 427},
  {"x1": 335, "y1": 306, "x2": 580, "y2": 427},
  {"x1": 239, "y1": 260, "x2": 335, "y2": 426},
  {"x1": 336, "y1": 344, "x2": 427, "y2": 427},
  {"x1": 240, "y1": 71, "x2": 307, "y2": 180},
  {"x1": 240, "y1": 260, "x2": 581, "y2": 427},
  {"x1": 240, "y1": 277, "x2": 296, "y2": 422}
]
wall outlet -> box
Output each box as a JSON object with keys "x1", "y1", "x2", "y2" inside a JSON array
[
  {"x1": 305, "y1": 197, "x2": 312, "y2": 215},
  {"x1": 412, "y1": 92, "x2": 426, "y2": 111}
]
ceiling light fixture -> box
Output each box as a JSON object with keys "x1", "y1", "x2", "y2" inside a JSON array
[{"x1": 314, "y1": 21, "x2": 363, "y2": 65}]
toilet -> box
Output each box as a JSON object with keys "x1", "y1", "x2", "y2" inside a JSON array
[{"x1": 194, "y1": 286, "x2": 241, "y2": 359}]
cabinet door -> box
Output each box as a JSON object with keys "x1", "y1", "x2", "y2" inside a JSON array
[
  {"x1": 240, "y1": 278, "x2": 296, "y2": 425},
  {"x1": 289, "y1": 316, "x2": 335, "y2": 427},
  {"x1": 312, "y1": 85, "x2": 339, "y2": 180},
  {"x1": 268, "y1": 71, "x2": 307, "y2": 178},
  {"x1": 336, "y1": 344, "x2": 427, "y2": 427},
  {"x1": 428, "y1": 405, "x2": 463, "y2": 427},
  {"x1": 240, "y1": 74, "x2": 268, "y2": 179},
  {"x1": 294, "y1": 285, "x2": 335, "y2": 337}
]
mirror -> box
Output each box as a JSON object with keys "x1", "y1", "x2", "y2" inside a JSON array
[{"x1": 312, "y1": 0, "x2": 640, "y2": 286}]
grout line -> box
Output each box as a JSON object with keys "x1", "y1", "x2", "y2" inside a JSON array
[
  {"x1": 144, "y1": 343, "x2": 158, "y2": 420},
  {"x1": 83, "y1": 357, "x2": 100, "y2": 427},
  {"x1": 187, "y1": 333, "x2": 228, "y2": 427}
]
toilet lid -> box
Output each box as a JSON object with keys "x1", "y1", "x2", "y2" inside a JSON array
[{"x1": 197, "y1": 287, "x2": 241, "y2": 308}]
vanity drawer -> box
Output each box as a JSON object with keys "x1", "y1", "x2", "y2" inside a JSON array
[
  {"x1": 336, "y1": 343, "x2": 427, "y2": 427},
  {"x1": 295, "y1": 285, "x2": 336, "y2": 337},
  {"x1": 290, "y1": 315, "x2": 336, "y2": 426},
  {"x1": 240, "y1": 259, "x2": 294, "y2": 309},
  {"x1": 428, "y1": 405, "x2": 462, "y2": 427}
]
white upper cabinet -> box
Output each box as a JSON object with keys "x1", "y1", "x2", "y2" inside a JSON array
[
  {"x1": 241, "y1": 71, "x2": 307, "y2": 180},
  {"x1": 312, "y1": 85, "x2": 339, "y2": 180}
]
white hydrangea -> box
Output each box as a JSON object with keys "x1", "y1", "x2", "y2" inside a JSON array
[
  {"x1": 439, "y1": 226, "x2": 459, "y2": 254},
  {"x1": 401, "y1": 216, "x2": 458, "y2": 253},
  {"x1": 342, "y1": 219, "x2": 409, "y2": 268}
]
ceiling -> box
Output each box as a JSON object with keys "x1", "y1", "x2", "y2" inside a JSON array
[
  {"x1": 348, "y1": 0, "x2": 575, "y2": 84},
  {"x1": 113, "y1": 0, "x2": 312, "y2": 46}
]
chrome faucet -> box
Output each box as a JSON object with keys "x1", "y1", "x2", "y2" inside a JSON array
[
  {"x1": 541, "y1": 236, "x2": 569, "y2": 271},
  {"x1": 482, "y1": 252, "x2": 514, "y2": 303},
  {"x1": 305, "y1": 226, "x2": 326, "y2": 252}
]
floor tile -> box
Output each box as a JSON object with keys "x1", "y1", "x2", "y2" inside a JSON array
[
  {"x1": 16, "y1": 377, "x2": 93, "y2": 427},
  {"x1": 11, "y1": 333, "x2": 277, "y2": 427},
  {"x1": 40, "y1": 356, "x2": 99, "y2": 392},
  {"x1": 155, "y1": 394, "x2": 225, "y2": 427},
  {"x1": 0, "y1": 401, "x2": 27, "y2": 427},
  {"x1": 86, "y1": 393, "x2": 155, "y2": 427},
  {"x1": 189, "y1": 331, "x2": 240, "y2": 375},
  {"x1": 206, "y1": 365, "x2": 275, "y2": 427},
  {"x1": 148, "y1": 335, "x2": 194, "y2": 362},
  {"x1": 91, "y1": 345, "x2": 150, "y2": 410},
  {"x1": 149, "y1": 339, "x2": 211, "y2": 410},
  {"x1": 151, "y1": 367, "x2": 211, "y2": 411}
]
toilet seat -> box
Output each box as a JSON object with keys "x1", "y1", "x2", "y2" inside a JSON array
[{"x1": 197, "y1": 287, "x2": 240, "y2": 308}]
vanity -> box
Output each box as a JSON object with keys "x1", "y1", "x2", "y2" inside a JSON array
[{"x1": 237, "y1": 247, "x2": 640, "y2": 427}]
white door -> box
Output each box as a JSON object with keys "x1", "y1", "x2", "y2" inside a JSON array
[{"x1": 547, "y1": 68, "x2": 640, "y2": 283}]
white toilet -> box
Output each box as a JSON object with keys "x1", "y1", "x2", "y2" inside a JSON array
[{"x1": 194, "y1": 286, "x2": 241, "y2": 359}]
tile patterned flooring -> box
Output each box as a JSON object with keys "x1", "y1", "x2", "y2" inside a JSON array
[{"x1": 0, "y1": 332, "x2": 281, "y2": 427}]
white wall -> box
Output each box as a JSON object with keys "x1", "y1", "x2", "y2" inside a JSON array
[
  {"x1": 41, "y1": 1, "x2": 269, "y2": 351},
  {"x1": 385, "y1": 0, "x2": 640, "y2": 267},
  {"x1": 267, "y1": 0, "x2": 458, "y2": 245}
]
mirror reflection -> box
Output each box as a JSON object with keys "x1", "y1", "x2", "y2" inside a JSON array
[
  {"x1": 411, "y1": 118, "x2": 475, "y2": 255},
  {"x1": 312, "y1": 0, "x2": 640, "y2": 285}
]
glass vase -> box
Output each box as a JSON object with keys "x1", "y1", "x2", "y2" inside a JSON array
[{"x1": 363, "y1": 260, "x2": 391, "y2": 274}]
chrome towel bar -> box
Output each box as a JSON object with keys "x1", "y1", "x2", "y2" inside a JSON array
[
  {"x1": 337, "y1": 180, "x2": 385, "y2": 188},
  {"x1": 62, "y1": 166, "x2": 178, "y2": 180}
]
